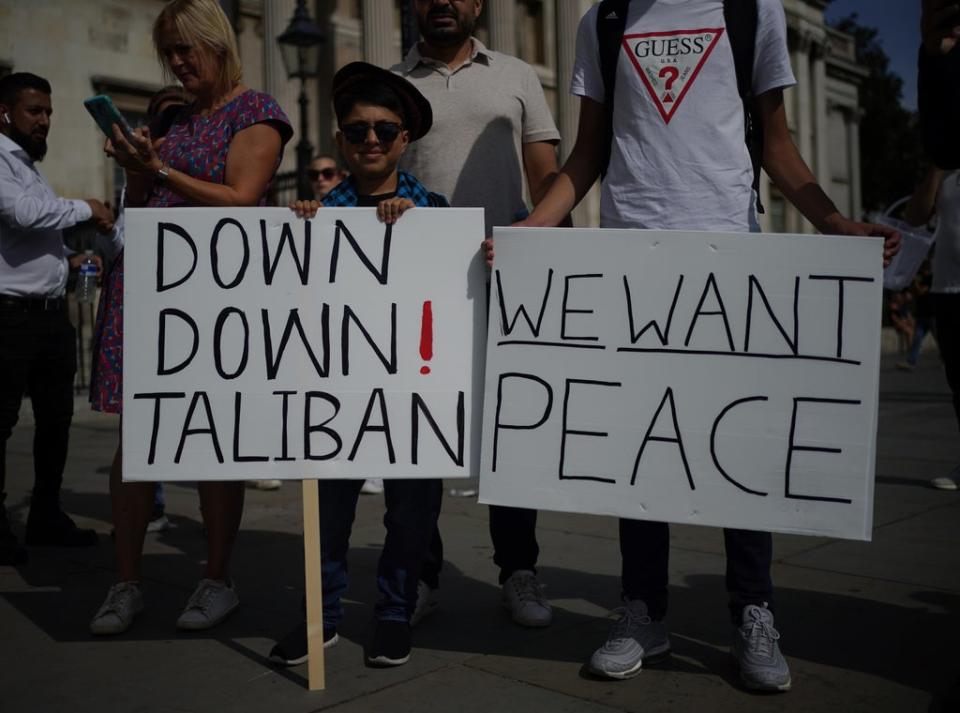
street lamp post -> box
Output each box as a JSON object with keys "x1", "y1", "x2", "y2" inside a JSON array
[{"x1": 277, "y1": 0, "x2": 325, "y2": 201}]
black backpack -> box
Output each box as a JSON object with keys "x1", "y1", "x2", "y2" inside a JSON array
[{"x1": 596, "y1": 0, "x2": 764, "y2": 212}]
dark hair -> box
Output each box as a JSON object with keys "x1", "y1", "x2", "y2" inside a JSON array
[
  {"x1": 333, "y1": 80, "x2": 406, "y2": 126},
  {"x1": 147, "y1": 85, "x2": 188, "y2": 119},
  {"x1": 0, "y1": 72, "x2": 52, "y2": 107}
]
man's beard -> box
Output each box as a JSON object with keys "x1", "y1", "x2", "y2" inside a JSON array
[
  {"x1": 420, "y1": 7, "x2": 476, "y2": 47},
  {"x1": 9, "y1": 124, "x2": 47, "y2": 161}
]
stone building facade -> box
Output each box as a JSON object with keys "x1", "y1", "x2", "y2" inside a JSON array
[{"x1": 0, "y1": 0, "x2": 867, "y2": 232}]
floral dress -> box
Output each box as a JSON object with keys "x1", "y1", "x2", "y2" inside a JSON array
[{"x1": 89, "y1": 89, "x2": 291, "y2": 413}]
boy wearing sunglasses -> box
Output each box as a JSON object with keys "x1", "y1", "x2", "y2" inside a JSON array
[{"x1": 274, "y1": 62, "x2": 447, "y2": 669}]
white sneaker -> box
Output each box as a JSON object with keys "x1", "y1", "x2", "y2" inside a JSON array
[
  {"x1": 248, "y1": 479, "x2": 282, "y2": 491},
  {"x1": 410, "y1": 580, "x2": 438, "y2": 627},
  {"x1": 502, "y1": 570, "x2": 552, "y2": 627},
  {"x1": 146, "y1": 514, "x2": 171, "y2": 533},
  {"x1": 176, "y1": 578, "x2": 239, "y2": 630},
  {"x1": 931, "y1": 465, "x2": 960, "y2": 490},
  {"x1": 90, "y1": 582, "x2": 144, "y2": 635},
  {"x1": 360, "y1": 479, "x2": 384, "y2": 494}
]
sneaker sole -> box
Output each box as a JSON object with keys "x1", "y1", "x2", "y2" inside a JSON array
[
  {"x1": 366, "y1": 651, "x2": 410, "y2": 667},
  {"x1": 269, "y1": 633, "x2": 339, "y2": 666},
  {"x1": 587, "y1": 644, "x2": 672, "y2": 680},
  {"x1": 176, "y1": 599, "x2": 239, "y2": 631}
]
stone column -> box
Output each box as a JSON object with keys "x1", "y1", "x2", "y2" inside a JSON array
[
  {"x1": 488, "y1": 0, "x2": 517, "y2": 55},
  {"x1": 792, "y1": 32, "x2": 813, "y2": 232},
  {"x1": 848, "y1": 108, "x2": 863, "y2": 219},
  {"x1": 362, "y1": 0, "x2": 398, "y2": 68},
  {"x1": 263, "y1": 0, "x2": 300, "y2": 174},
  {"x1": 813, "y1": 41, "x2": 830, "y2": 190}
]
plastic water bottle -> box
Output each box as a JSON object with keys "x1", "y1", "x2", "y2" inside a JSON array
[{"x1": 76, "y1": 250, "x2": 98, "y2": 304}]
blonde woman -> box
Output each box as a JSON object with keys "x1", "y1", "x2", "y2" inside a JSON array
[{"x1": 90, "y1": 0, "x2": 291, "y2": 635}]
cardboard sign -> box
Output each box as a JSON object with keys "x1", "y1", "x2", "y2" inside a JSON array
[
  {"x1": 122, "y1": 207, "x2": 486, "y2": 482},
  {"x1": 479, "y1": 227, "x2": 883, "y2": 541}
]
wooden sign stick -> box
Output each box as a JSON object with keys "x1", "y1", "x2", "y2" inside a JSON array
[{"x1": 301, "y1": 479, "x2": 326, "y2": 690}]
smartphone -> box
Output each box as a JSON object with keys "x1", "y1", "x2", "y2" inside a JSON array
[{"x1": 83, "y1": 95, "x2": 134, "y2": 140}]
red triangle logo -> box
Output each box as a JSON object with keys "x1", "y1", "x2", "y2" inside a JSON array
[{"x1": 621, "y1": 28, "x2": 724, "y2": 124}]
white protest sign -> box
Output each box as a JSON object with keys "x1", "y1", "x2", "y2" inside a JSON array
[
  {"x1": 479, "y1": 228, "x2": 883, "y2": 541},
  {"x1": 123, "y1": 207, "x2": 486, "y2": 481}
]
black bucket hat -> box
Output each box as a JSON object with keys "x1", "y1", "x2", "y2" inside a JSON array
[{"x1": 331, "y1": 61, "x2": 433, "y2": 141}]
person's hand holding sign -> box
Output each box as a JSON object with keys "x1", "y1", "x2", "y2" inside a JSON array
[
  {"x1": 922, "y1": 0, "x2": 960, "y2": 55},
  {"x1": 289, "y1": 199, "x2": 321, "y2": 219},
  {"x1": 377, "y1": 197, "x2": 414, "y2": 225}
]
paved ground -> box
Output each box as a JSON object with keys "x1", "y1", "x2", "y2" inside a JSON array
[{"x1": 1, "y1": 355, "x2": 958, "y2": 713}]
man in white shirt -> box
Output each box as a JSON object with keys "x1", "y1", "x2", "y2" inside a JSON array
[
  {"x1": 0, "y1": 72, "x2": 114, "y2": 565},
  {"x1": 393, "y1": 0, "x2": 562, "y2": 629},
  {"x1": 491, "y1": 0, "x2": 900, "y2": 692}
]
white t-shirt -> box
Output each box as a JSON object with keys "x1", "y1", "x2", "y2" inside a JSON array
[
  {"x1": 934, "y1": 171, "x2": 960, "y2": 293},
  {"x1": 571, "y1": 0, "x2": 795, "y2": 231}
]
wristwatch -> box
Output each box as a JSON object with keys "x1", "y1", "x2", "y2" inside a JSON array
[{"x1": 156, "y1": 163, "x2": 170, "y2": 184}]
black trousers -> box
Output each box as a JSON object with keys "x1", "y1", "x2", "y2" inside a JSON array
[
  {"x1": 422, "y1": 504, "x2": 539, "y2": 587},
  {"x1": 620, "y1": 519, "x2": 773, "y2": 624},
  {"x1": 0, "y1": 307, "x2": 76, "y2": 511},
  {"x1": 935, "y1": 293, "x2": 960, "y2": 430}
]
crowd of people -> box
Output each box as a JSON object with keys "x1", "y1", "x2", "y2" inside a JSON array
[{"x1": 1, "y1": 0, "x2": 958, "y2": 696}]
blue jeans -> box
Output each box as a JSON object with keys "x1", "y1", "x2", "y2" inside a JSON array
[
  {"x1": 319, "y1": 478, "x2": 442, "y2": 629},
  {"x1": 907, "y1": 316, "x2": 935, "y2": 365}
]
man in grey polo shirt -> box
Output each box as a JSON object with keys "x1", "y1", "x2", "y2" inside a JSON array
[{"x1": 392, "y1": 0, "x2": 561, "y2": 628}]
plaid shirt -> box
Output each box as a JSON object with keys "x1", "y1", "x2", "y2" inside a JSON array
[{"x1": 322, "y1": 170, "x2": 449, "y2": 208}]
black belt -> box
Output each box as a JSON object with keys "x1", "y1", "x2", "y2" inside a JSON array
[{"x1": 0, "y1": 295, "x2": 67, "y2": 312}]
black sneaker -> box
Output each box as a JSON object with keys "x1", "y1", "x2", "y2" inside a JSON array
[
  {"x1": 367, "y1": 620, "x2": 411, "y2": 667},
  {"x1": 268, "y1": 621, "x2": 339, "y2": 666},
  {"x1": 24, "y1": 508, "x2": 98, "y2": 547}
]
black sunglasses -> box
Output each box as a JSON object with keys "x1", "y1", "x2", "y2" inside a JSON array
[
  {"x1": 308, "y1": 167, "x2": 338, "y2": 180},
  {"x1": 341, "y1": 121, "x2": 403, "y2": 145}
]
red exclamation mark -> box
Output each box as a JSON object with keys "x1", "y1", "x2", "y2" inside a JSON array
[{"x1": 419, "y1": 300, "x2": 433, "y2": 374}]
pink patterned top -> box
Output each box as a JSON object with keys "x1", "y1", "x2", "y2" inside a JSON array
[{"x1": 89, "y1": 89, "x2": 291, "y2": 413}]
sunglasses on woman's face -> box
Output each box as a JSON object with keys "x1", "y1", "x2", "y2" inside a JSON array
[
  {"x1": 341, "y1": 121, "x2": 403, "y2": 145},
  {"x1": 308, "y1": 167, "x2": 338, "y2": 180}
]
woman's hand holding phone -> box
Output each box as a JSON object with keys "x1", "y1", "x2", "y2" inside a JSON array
[{"x1": 104, "y1": 124, "x2": 162, "y2": 175}]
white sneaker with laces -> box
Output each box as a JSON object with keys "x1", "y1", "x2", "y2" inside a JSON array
[
  {"x1": 90, "y1": 581, "x2": 144, "y2": 635},
  {"x1": 360, "y1": 479, "x2": 384, "y2": 494},
  {"x1": 146, "y1": 514, "x2": 171, "y2": 533},
  {"x1": 587, "y1": 600, "x2": 670, "y2": 679},
  {"x1": 248, "y1": 479, "x2": 282, "y2": 491},
  {"x1": 502, "y1": 570, "x2": 552, "y2": 627},
  {"x1": 931, "y1": 465, "x2": 960, "y2": 491},
  {"x1": 410, "y1": 580, "x2": 438, "y2": 626},
  {"x1": 176, "y1": 578, "x2": 239, "y2": 630}
]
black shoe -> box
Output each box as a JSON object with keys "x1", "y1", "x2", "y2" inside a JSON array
[
  {"x1": 268, "y1": 621, "x2": 339, "y2": 666},
  {"x1": 25, "y1": 509, "x2": 98, "y2": 547},
  {"x1": 367, "y1": 620, "x2": 411, "y2": 667}
]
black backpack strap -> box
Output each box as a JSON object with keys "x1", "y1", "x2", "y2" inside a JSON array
[
  {"x1": 723, "y1": 0, "x2": 764, "y2": 213},
  {"x1": 597, "y1": 0, "x2": 630, "y2": 180}
]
